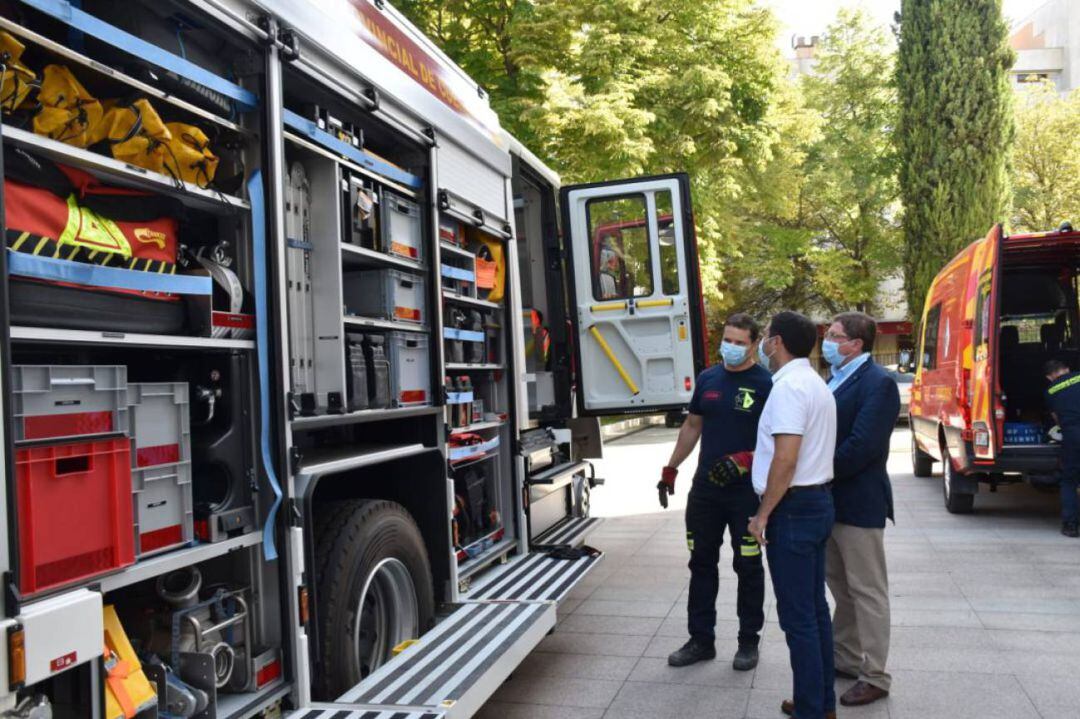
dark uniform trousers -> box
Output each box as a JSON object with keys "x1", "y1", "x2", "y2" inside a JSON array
[
  {"x1": 1062, "y1": 428, "x2": 1080, "y2": 524},
  {"x1": 685, "y1": 478, "x2": 765, "y2": 646}
]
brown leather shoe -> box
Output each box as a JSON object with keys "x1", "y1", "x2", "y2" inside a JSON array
[
  {"x1": 840, "y1": 680, "x2": 889, "y2": 706},
  {"x1": 780, "y1": 699, "x2": 836, "y2": 719}
]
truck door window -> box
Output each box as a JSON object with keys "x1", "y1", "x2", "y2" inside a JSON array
[
  {"x1": 656, "y1": 190, "x2": 680, "y2": 295},
  {"x1": 921, "y1": 303, "x2": 942, "y2": 370},
  {"x1": 975, "y1": 278, "x2": 991, "y2": 351},
  {"x1": 587, "y1": 195, "x2": 653, "y2": 300}
]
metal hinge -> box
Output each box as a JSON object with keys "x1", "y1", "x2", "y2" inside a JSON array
[{"x1": 290, "y1": 446, "x2": 303, "y2": 474}]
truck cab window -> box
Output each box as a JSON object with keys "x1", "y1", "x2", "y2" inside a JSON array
[
  {"x1": 921, "y1": 303, "x2": 942, "y2": 370},
  {"x1": 587, "y1": 195, "x2": 653, "y2": 300}
]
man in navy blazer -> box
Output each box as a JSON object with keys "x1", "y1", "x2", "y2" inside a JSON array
[{"x1": 821, "y1": 312, "x2": 899, "y2": 709}]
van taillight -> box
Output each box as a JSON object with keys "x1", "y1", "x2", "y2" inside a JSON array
[{"x1": 974, "y1": 427, "x2": 990, "y2": 448}]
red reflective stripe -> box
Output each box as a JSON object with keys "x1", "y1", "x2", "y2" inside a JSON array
[
  {"x1": 23, "y1": 411, "x2": 113, "y2": 440},
  {"x1": 139, "y1": 525, "x2": 183, "y2": 553},
  {"x1": 135, "y1": 444, "x2": 180, "y2": 468},
  {"x1": 394, "y1": 306, "x2": 422, "y2": 321},
  {"x1": 212, "y1": 311, "x2": 255, "y2": 329},
  {"x1": 400, "y1": 390, "x2": 426, "y2": 403},
  {"x1": 256, "y1": 659, "x2": 282, "y2": 688}
]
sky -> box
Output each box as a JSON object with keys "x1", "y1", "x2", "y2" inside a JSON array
[{"x1": 770, "y1": 0, "x2": 1041, "y2": 55}]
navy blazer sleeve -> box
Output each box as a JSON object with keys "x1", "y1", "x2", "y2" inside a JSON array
[{"x1": 833, "y1": 372, "x2": 901, "y2": 480}]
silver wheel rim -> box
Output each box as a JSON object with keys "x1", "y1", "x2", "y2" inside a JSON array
[
  {"x1": 943, "y1": 453, "x2": 952, "y2": 500},
  {"x1": 353, "y1": 558, "x2": 419, "y2": 678}
]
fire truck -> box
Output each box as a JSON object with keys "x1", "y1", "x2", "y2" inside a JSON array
[{"x1": 0, "y1": 0, "x2": 707, "y2": 716}]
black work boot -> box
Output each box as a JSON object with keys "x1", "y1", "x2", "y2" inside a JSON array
[
  {"x1": 667, "y1": 638, "x2": 716, "y2": 667},
  {"x1": 1063, "y1": 521, "x2": 1079, "y2": 538},
  {"x1": 732, "y1": 643, "x2": 759, "y2": 671}
]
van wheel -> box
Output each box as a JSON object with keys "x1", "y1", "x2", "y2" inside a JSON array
[
  {"x1": 912, "y1": 434, "x2": 934, "y2": 478},
  {"x1": 314, "y1": 499, "x2": 434, "y2": 700},
  {"x1": 942, "y1": 451, "x2": 975, "y2": 514}
]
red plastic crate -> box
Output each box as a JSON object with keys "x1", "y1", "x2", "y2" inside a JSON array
[{"x1": 16, "y1": 438, "x2": 135, "y2": 594}]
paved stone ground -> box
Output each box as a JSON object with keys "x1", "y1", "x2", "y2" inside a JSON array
[{"x1": 477, "y1": 426, "x2": 1080, "y2": 719}]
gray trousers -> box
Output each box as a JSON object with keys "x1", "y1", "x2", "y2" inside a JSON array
[{"x1": 825, "y1": 522, "x2": 892, "y2": 692}]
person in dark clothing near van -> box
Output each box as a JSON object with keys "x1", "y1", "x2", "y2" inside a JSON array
[
  {"x1": 821, "y1": 312, "x2": 899, "y2": 708},
  {"x1": 1045, "y1": 359, "x2": 1080, "y2": 537},
  {"x1": 658, "y1": 313, "x2": 772, "y2": 670}
]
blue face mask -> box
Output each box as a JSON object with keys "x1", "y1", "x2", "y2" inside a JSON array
[
  {"x1": 758, "y1": 337, "x2": 773, "y2": 370},
  {"x1": 720, "y1": 341, "x2": 748, "y2": 367},
  {"x1": 822, "y1": 339, "x2": 845, "y2": 368}
]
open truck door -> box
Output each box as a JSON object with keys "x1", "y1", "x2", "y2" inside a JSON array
[
  {"x1": 969, "y1": 223, "x2": 1004, "y2": 460},
  {"x1": 560, "y1": 174, "x2": 707, "y2": 415}
]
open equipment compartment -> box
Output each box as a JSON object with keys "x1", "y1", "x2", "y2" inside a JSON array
[{"x1": 0, "y1": 0, "x2": 286, "y2": 716}]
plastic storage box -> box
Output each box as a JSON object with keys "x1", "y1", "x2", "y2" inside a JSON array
[
  {"x1": 381, "y1": 188, "x2": 424, "y2": 263},
  {"x1": 343, "y1": 269, "x2": 427, "y2": 324},
  {"x1": 1004, "y1": 422, "x2": 1043, "y2": 445},
  {"x1": 388, "y1": 332, "x2": 431, "y2": 407},
  {"x1": 128, "y1": 383, "x2": 193, "y2": 557},
  {"x1": 16, "y1": 437, "x2": 135, "y2": 594},
  {"x1": 12, "y1": 365, "x2": 128, "y2": 444}
]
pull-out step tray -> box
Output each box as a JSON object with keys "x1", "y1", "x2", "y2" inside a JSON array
[
  {"x1": 534, "y1": 516, "x2": 601, "y2": 547},
  {"x1": 465, "y1": 548, "x2": 603, "y2": 601},
  {"x1": 315, "y1": 601, "x2": 554, "y2": 719}
]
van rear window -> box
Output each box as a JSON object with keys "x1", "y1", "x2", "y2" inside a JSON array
[{"x1": 921, "y1": 303, "x2": 942, "y2": 370}]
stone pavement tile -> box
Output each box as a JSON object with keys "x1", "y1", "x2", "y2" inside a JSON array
[
  {"x1": 989, "y1": 628, "x2": 1080, "y2": 655},
  {"x1": 555, "y1": 613, "x2": 663, "y2": 637},
  {"x1": 967, "y1": 596, "x2": 1080, "y2": 615},
  {"x1": 888, "y1": 595, "x2": 971, "y2": 611},
  {"x1": 641, "y1": 633, "x2": 739, "y2": 660},
  {"x1": 574, "y1": 598, "x2": 675, "y2": 618},
  {"x1": 603, "y1": 680, "x2": 750, "y2": 719},
  {"x1": 490, "y1": 676, "x2": 623, "y2": 709},
  {"x1": 475, "y1": 702, "x2": 606, "y2": 719},
  {"x1": 745, "y1": 688, "x2": 889, "y2": 719},
  {"x1": 886, "y1": 645, "x2": 1010, "y2": 673},
  {"x1": 589, "y1": 583, "x2": 685, "y2": 603},
  {"x1": 655, "y1": 614, "x2": 742, "y2": 638},
  {"x1": 888, "y1": 625, "x2": 996, "y2": 650},
  {"x1": 557, "y1": 597, "x2": 584, "y2": 618},
  {"x1": 516, "y1": 651, "x2": 639, "y2": 681},
  {"x1": 978, "y1": 611, "x2": 1080, "y2": 632},
  {"x1": 748, "y1": 658, "x2": 794, "y2": 690},
  {"x1": 885, "y1": 670, "x2": 1040, "y2": 718},
  {"x1": 1016, "y1": 673, "x2": 1080, "y2": 718},
  {"x1": 627, "y1": 655, "x2": 755, "y2": 689},
  {"x1": 888, "y1": 572, "x2": 963, "y2": 596},
  {"x1": 536, "y1": 631, "x2": 651, "y2": 658},
  {"x1": 889, "y1": 607, "x2": 983, "y2": 628}
]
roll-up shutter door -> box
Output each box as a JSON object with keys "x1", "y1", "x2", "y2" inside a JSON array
[{"x1": 438, "y1": 136, "x2": 509, "y2": 226}]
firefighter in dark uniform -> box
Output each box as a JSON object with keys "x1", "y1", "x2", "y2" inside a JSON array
[
  {"x1": 657, "y1": 313, "x2": 771, "y2": 670},
  {"x1": 1045, "y1": 359, "x2": 1080, "y2": 537}
]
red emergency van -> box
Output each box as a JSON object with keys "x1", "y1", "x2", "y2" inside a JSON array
[{"x1": 910, "y1": 223, "x2": 1079, "y2": 512}]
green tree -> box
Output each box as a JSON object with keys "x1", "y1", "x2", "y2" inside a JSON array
[
  {"x1": 895, "y1": 0, "x2": 1015, "y2": 322},
  {"x1": 801, "y1": 8, "x2": 901, "y2": 313},
  {"x1": 1012, "y1": 81, "x2": 1080, "y2": 231}
]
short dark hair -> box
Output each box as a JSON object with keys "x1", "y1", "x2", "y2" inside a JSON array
[
  {"x1": 768, "y1": 311, "x2": 817, "y2": 358},
  {"x1": 725, "y1": 312, "x2": 760, "y2": 342},
  {"x1": 833, "y1": 312, "x2": 877, "y2": 352},
  {"x1": 1044, "y1": 359, "x2": 1070, "y2": 376}
]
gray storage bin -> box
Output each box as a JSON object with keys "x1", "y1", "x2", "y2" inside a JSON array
[
  {"x1": 380, "y1": 188, "x2": 424, "y2": 263},
  {"x1": 388, "y1": 332, "x2": 431, "y2": 407},
  {"x1": 343, "y1": 269, "x2": 427, "y2": 324},
  {"x1": 128, "y1": 383, "x2": 191, "y2": 468},
  {"x1": 133, "y1": 461, "x2": 194, "y2": 557},
  {"x1": 12, "y1": 365, "x2": 128, "y2": 444}
]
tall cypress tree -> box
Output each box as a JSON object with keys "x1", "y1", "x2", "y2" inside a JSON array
[{"x1": 895, "y1": 0, "x2": 1015, "y2": 322}]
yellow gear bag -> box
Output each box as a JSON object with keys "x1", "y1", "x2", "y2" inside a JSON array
[
  {"x1": 102, "y1": 605, "x2": 157, "y2": 719},
  {"x1": 163, "y1": 122, "x2": 219, "y2": 187},
  {"x1": 0, "y1": 31, "x2": 38, "y2": 114},
  {"x1": 93, "y1": 98, "x2": 172, "y2": 175},
  {"x1": 475, "y1": 234, "x2": 506, "y2": 303},
  {"x1": 33, "y1": 64, "x2": 102, "y2": 147}
]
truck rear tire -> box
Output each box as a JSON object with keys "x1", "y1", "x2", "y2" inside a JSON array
[
  {"x1": 942, "y1": 450, "x2": 975, "y2": 514},
  {"x1": 314, "y1": 499, "x2": 434, "y2": 699},
  {"x1": 912, "y1": 433, "x2": 934, "y2": 478}
]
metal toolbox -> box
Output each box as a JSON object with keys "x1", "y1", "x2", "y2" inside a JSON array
[
  {"x1": 128, "y1": 382, "x2": 193, "y2": 557},
  {"x1": 343, "y1": 268, "x2": 427, "y2": 324},
  {"x1": 12, "y1": 365, "x2": 128, "y2": 444},
  {"x1": 387, "y1": 332, "x2": 431, "y2": 407},
  {"x1": 380, "y1": 188, "x2": 424, "y2": 263}
]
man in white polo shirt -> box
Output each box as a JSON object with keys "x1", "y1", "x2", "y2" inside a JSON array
[{"x1": 747, "y1": 311, "x2": 838, "y2": 719}]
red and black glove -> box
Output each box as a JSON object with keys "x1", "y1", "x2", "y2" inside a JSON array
[
  {"x1": 658, "y1": 466, "x2": 678, "y2": 509},
  {"x1": 707, "y1": 451, "x2": 754, "y2": 487}
]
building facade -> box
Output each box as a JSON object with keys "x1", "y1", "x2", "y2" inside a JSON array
[{"x1": 1010, "y1": 0, "x2": 1080, "y2": 92}]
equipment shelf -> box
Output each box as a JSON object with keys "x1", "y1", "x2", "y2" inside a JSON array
[
  {"x1": 341, "y1": 243, "x2": 425, "y2": 273},
  {"x1": 9, "y1": 326, "x2": 255, "y2": 351},
  {"x1": 439, "y1": 241, "x2": 473, "y2": 260},
  {"x1": 215, "y1": 679, "x2": 290, "y2": 719},
  {"x1": 343, "y1": 315, "x2": 428, "y2": 334},
  {"x1": 285, "y1": 131, "x2": 420, "y2": 201},
  {"x1": 445, "y1": 363, "x2": 504, "y2": 371},
  {"x1": 97, "y1": 531, "x2": 262, "y2": 593},
  {"x1": 0, "y1": 15, "x2": 246, "y2": 135},
  {"x1": 457, "y1": 538, "x2": 517, "y2": 580},
  {"x1": 2, "y1": 127, "x2": 249, "y2": 214},
  {"x1": 441, "y1": 291, "x2": 499, "y2": 310},
  {"x1": 449, "y1": 420, "x2": 504, "y2": 435},
  {"x1": 291, "y1": 405, "x2": 440, "y2": 430}
]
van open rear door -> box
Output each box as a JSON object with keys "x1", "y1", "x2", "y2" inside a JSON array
[
  {"x1": 559, "y1": 174, "x2": 707, "y2": 415},
  {"x1": 969, "y1": 224, "x2": 1004, "y2": 459}
]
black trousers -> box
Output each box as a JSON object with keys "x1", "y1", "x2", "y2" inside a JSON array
[{"x1": 685, "y1": 479, "x2": 765, "y2": 646}]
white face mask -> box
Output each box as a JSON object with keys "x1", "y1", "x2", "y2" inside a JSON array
[{"x1": 758, "y1": 336, "x2": 775, "y2": 372}]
